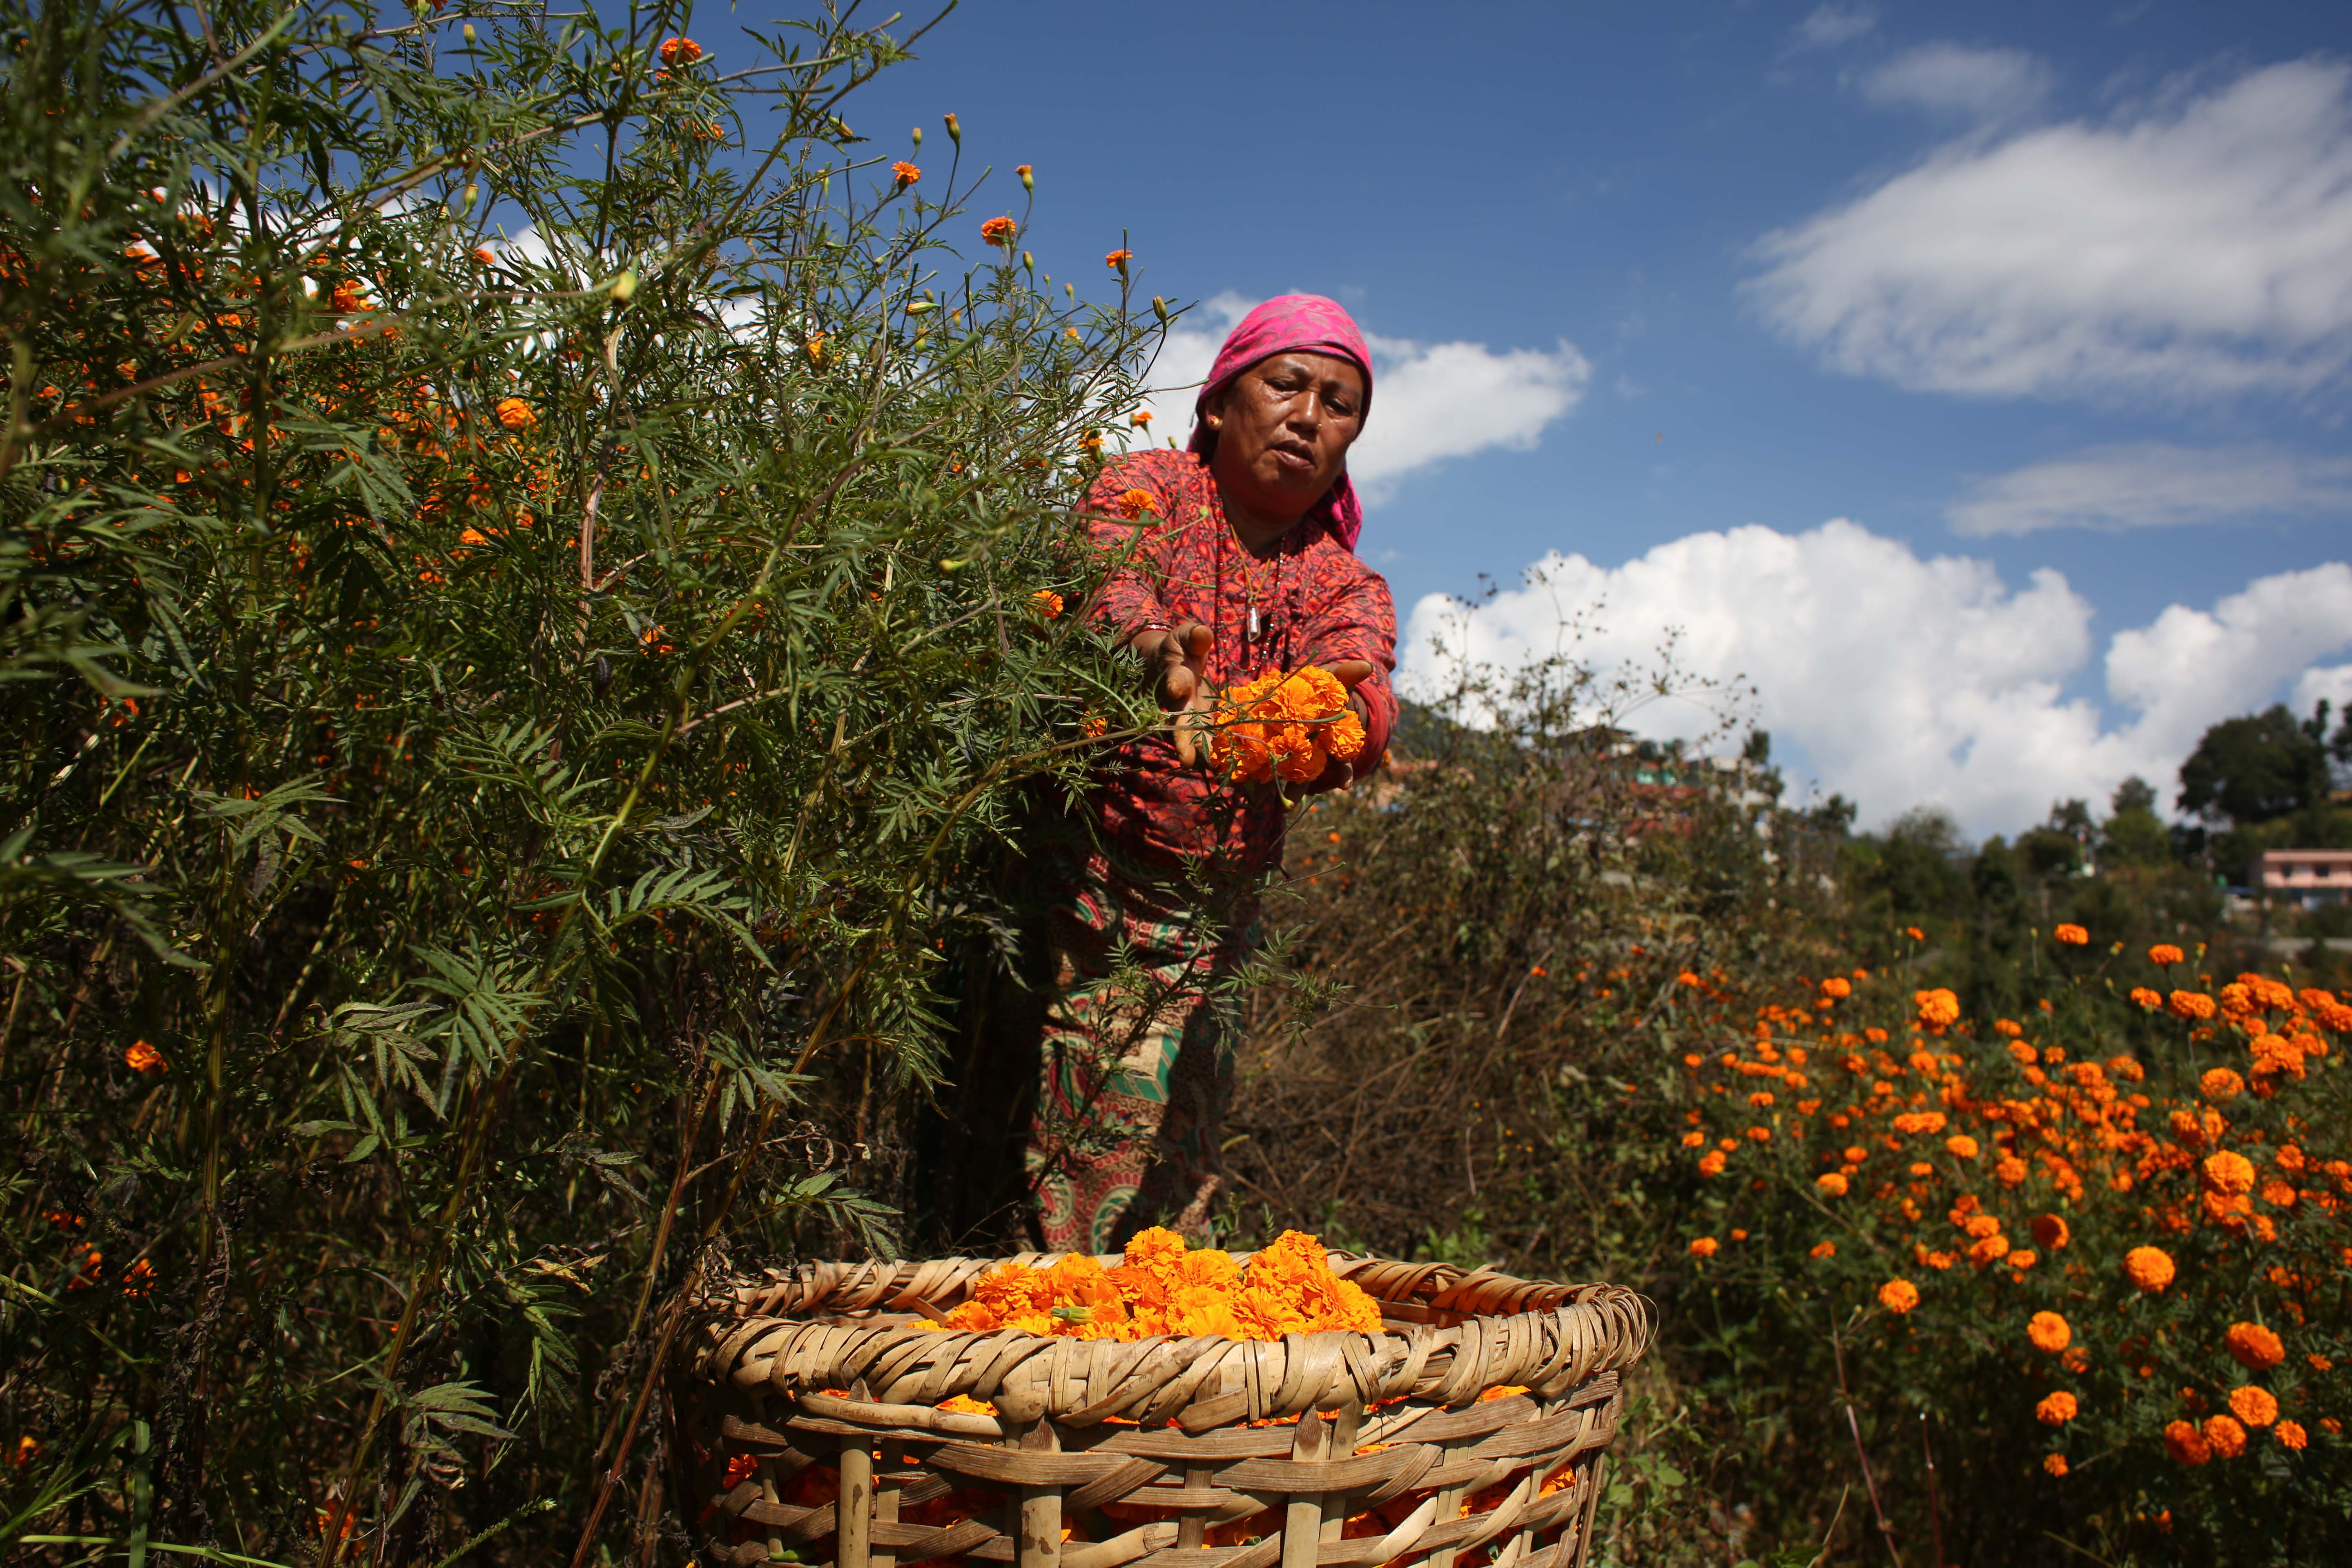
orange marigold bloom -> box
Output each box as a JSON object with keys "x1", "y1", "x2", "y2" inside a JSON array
[
  {"x1": 1688, "y1": 1236, "x2": 1718, "y2": 1258},
  {"x1": 2029, "y1": 1312, "x2": 2072, "y2": 1353},
  {"x1": 1810, "y1": 1241, "x2": 1837, "y2": 1258},
  {"x1": 1080, "y1": 712, "x2": 1108, "y2": 739},
  {"x1": 1680, "y1": 1131, "x2": 1705, "y2": 1148},
  {"x1": 2168, "y1": 989, "x2": 2216, "y2": 1021},
  {"x1": 2164, "y1": 1420, "x2": 2211, "y2": 1465},
  {"x1": 2130, "y1": 986, "x2": 2163, "y2": 1011},
  {"x1": 1914, "y1": 988, "x2": 1960, "y2": 1028},
  {"x1": 1946, "y1": 1135, "x2": 1980, "y2": 1159},
  {"x1": 471, "y1": 246, "x2": 495, "y2": 265},
  {"x1": 2035, "y1": 1391, "x2": 2078, "y2": 1425},
  {"x1": 2042, "y1": 1453, "x2": 2068, "y2": 1477},
  {"x1": 1816, "y1": 1171, "x2": 1849, "y2": 1196},
  {"x1": 2275, "y1": 1419, "x2": 2308, "y2": 1451},
  {"x1": 892, "y1": 160, "x2": 921, "y2": 185},
  {"x1": 123, "y1": 1040, "x2": 165, "y2": 1075},
  {"x1": 2199, "y1": 1067, "x2": 2244, "y2": 1103},
  {"x1": 2007, "y1": 1248, "x2": 2038, "y2": 1270},
  {"x1": 658, "y1": 35, "x2": 701, "y2": 64},
  {"x1": 2031, "y1": 1214, "x2": 2070, "y2": 1250},
  {"x1": 494, "y1": 397, "x2": 535, "y2": 431},
  {"x1": 2054, "y1": 923, "x2": 2089, "y2": 946},
  {"x1": 2228, "y1": 1386, "x2": 2278, "y2": 1427},
  {"x1": 1105, "y1": 248, "x2": 1133, "y2": 270},
  {"x1": 1115, "y1": 488, "x2": 1159, "y2": 519},
  {"x1": 1698, "y1": 1150, "x2": 1726, "y2": 1176},
  {"x1": 981, "y1": 216, "x2": 1018, "y2": 246},
  {"x1": 1746, "y1": 1125, "x2": 1771, "y2": 1142},
  {"x1": 2203, "y1": 1414, "x2": 2247, "y2": 1458},
  {"x1": 1030, "y1": 590, "x2": 1063, "y2": 618},
  {"x1": 1878, "y1": 1279, "x2": 1920, "y2": 1314},
  {"x1": 1904, "y1": 926, "x2": 1925, "y2": 941},
  {"x1": 1995, "y1": 1157, "x2": 2027, "y2": 1188},
  {"x1": 2149, "y1": 944, "x2": 2185, "y2": 967},
  {"x1": 1821, "y1": 977, "x2": 1852, "y2": 999},
  {"x1": 2225, "y1": 1322, "x2": 2285, "y2": 1371},
  {"x1": 2202, "y1": 1150, "x2": 2256, "y2": 1196},
  {"x1": 2124, "y1": 1245, "x2": 2176, "y2": 1292}
]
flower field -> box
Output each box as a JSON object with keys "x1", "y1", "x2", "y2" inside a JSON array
[{"x1": 1672, "y1": 935, "x2": 2350, "y2": 1557}]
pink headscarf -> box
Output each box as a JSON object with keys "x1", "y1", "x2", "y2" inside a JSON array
[{"x1": 1186, "y1": 294, "x2": 1374, "y2": 552}]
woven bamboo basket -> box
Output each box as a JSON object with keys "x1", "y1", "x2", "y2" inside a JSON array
[{"x1": 670, "y1": 1252, "x2": 1653, "y2": 1568}]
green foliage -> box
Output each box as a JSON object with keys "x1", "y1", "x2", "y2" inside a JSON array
[
  {"x1": 2178, "y1": 703, "x2": 2336, "y2": 828},
  {"x1": 0, "y1": 0, "x2": 1162, "y2": 1558}
]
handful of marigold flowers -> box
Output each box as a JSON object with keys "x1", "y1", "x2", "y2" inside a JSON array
[
  {"x1": 915, "y1": 1227, "x2": 1383, "y2": 1341},
  {"x1": 1207, "y1": 666, "x2": 1367, "y2": 785}
]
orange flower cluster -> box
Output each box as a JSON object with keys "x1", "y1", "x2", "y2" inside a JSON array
[
  {"x1": 1208, "y1": 666, "x2": 1367, "y2": 786},
  {"x1": 1677, "y1": 956, "x2": 2348, "y2": 1492},
  {"x1": 980, "y1": 216, "x2": 1017, "y2": 247},
  {"x1": 917, "y1": 1228, "x2": 1382, "y2": 1342}
]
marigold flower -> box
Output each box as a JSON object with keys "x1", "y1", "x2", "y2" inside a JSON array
[
  {"x1": 2275, "y1": 1419, "x2": 2308, "y2": 1451},
  {"x1": 981, "y1": 216, "x2": 1017, "y2": 246},
  {"x1": 1877, "y1": 1279, "x2": 1920, "y2": 1314},
  {"x1": 2310, "y1": 1354, "x2": 2334, "y2": 1372},
  {"x1": 1810, "y1": 1241, "x2": 1836, "y2": 1258},
  {"x1": 659, "y1": 35, "x2": 701, "y2": 64},
  {"x1": 2035, "y1": 1391, "x2": 2077, "y2": 1425},
  {"x1": 1904, "y1": 926, "x2": 1925, "y2": 941},
  {"x1": 2042, "y1": 1453, "x2": 2068, "y2": 1477},
  {"x1": 1080, "y1": 712, "x2": 1108, "y2": 739},
  {"x1": 472, "y1": 246, "x2": 495, "y2": 265},
  {"x1": 1115, "y1": 488, "x2": 1159, "y2": 520},
  {"x1": 2004, "y1": 1247, "x2": 2035, "y2": 1270},
  {"x1": 1130, "y1": 409, "x2": 1153, "y2": 427},
  {"x1": 1105, "y1": 248, "x2": 1133, "y2": 270},
  {"x1": 2199, "y1": 1067, "x2": 2244, "y2": 1103},
  {"x1": 1913, "y1": 988, "x2": 1960, "y2": 1028},
  {"x1": 123, "y1": 1040, "x2": 165, "y2": 1074},
  {"x1": 1030, "y1": 590, "x2": 1063, "y2": 618},
  {"x1": 2202, "y1": 1414, "x2": 2247, "y2": 1458},
  {"x1": 2030, "y1": 1214, "x2": 2069, "y2": 1250},
  {"x1": 2149, "y1": 944, "x2": 2184, "y2": 967},
  {"x1": 2228, "y1": 1386, "x2": 2278, "y2": 1427},
  {"x1": 2124, "y1": 1246, "x2": 2176, "y2": 1292},
  {"x1": 1697, "y1": 1151, "x2": 1726, "y2": 1177},
  {"x1": 2054, "y1": 924, "x2": 2089, "y2": 946},
  {"x1": 2164, "y1": 1419, "x2": 2210, "y2": 1465},
  {"x1": 1680, "y1": 1131, "x2": 1705, "y2": 1147},
  {"x1": 1820, "y1": 977, "x2": 1852, "y2": 999},
  {"x1": 1995, "y1": 1157, "x2": 2027, "y2": 1187},
  {"x1": 1688, "y1": 1236, "x2": 1718, "y2": 1258},
  {"x1": 494, "y1": 397, "x2": 535, "y2": 431},
  {"x1": 2168, "y1": 989, "x2": 2216, "y2": 1021},
  {"x1": 2225, "y1": 1322, "x2": 2285, "y2": 1371},
  {"x1": 2029, "y1": 1312, "x2": 2071, "y2": 1353},
  {"x1": 2130, "y1": 987, "x2": 2163, "y2": 1011},
  {"x1": 1946, "y1": 1134, "x2": 1979, "y2": 1159},
  {"x1": 1746, "y1": 1125, "x2": 1770, "y2": 1142},
  {"x1": 2202, "y1": 1150, "x2": 2256, "y2": 1196},
  {"x1": 892, "y1": 160, "x2": 921, "y2": 185},
  {"x1": 1816, "y1": 1171, "x2": 1849, "y2": 1196}
]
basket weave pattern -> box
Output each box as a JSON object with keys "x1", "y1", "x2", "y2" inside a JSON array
[{"x1": 673, "y1": 1254, "x2": 1653, "y2": 1568}]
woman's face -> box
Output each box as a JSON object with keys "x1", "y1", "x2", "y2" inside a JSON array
[{"x1": 1206, "y1": 351, "x2": 1366, "y2": 528}]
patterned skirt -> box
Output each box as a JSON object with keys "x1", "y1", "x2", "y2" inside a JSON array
[{"x1": 1023, "y1": 834, "x2": 1261, "y2": 1254}]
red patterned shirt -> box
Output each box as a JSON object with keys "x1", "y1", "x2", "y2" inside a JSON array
[{"x1": 1079, "y1": 449, "x2": 1398, "y2": 873}]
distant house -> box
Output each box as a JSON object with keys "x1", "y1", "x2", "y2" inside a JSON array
[{"x1": 2256, "y1": 849, "x2": 2352, "y2": 907}]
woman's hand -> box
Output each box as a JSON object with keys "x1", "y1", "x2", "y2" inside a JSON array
[
  {"x1": 1134, "y1": 621, "x2": 1216, "y2": 764},
  {"x1": 1305, "y1": 660, "x2": 1376, "y2": 792}
]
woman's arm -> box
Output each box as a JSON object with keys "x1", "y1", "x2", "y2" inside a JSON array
[{"x1": 1301, "y1": 566, "x2": 1398, "y2": 790}]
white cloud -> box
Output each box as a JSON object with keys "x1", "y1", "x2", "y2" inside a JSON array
[
  {"x1": 1859, "y1": 43, "x2": 2055, "y2": 122},
  {"x1": 1789, "y1": 5, "x2": 1877, "y2": 53},
  {"x1": 1948, "y1": 442, "x2": 2352, "y2": 535},
  {"x1": 1128, "y1": 292, "x2": 1589, "y2": 497},
  {"x1": 1748, "y1": 59, "x2": 2352, "y2": 402},
  {"x1": 1400, "y1": 521, "x2": 2352, "y2": 836}
]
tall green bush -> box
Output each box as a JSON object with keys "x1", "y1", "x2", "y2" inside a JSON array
[{"x1": 0, "y1": 0, "x2": 1158, "y2": 1558}]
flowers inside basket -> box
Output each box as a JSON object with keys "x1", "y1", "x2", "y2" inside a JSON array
[{"x1": 671, "y1": 1230, "x2": 1653, "y2": 1568}]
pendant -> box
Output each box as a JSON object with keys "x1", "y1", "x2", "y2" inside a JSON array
[{"x1": 1247, "y1": 606, "x2": 1262, "y2": 639}]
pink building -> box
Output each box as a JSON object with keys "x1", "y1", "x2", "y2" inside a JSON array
[{"x1": 2257, "y1": 849, "x2": 2352, "y2": 906}]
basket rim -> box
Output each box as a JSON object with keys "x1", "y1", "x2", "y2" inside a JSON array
[{"x1": 678, "y1": 1249, "x2": 1654, "y2": 1425}]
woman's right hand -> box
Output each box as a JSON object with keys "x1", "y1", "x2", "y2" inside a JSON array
[{"x1": 1135, "y1": 621, "x2": 1216, "y2": 765}]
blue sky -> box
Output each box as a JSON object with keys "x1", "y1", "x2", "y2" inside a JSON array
[{"x1": 823, "y1": 0, "x2": 2352, "y2": 833}]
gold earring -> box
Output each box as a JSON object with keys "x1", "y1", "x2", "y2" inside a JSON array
[{"x1": 1206, "y1": 414, "x2": 1222, "y2": 429}]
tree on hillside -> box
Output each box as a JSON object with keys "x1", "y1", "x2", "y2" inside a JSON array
[
  {"x1": 2178, "y1": 703, "x2": 2334, "y2": 825},
  {"x1": 2102, "y1": 774, "x2": 2172, "y2": 865}
]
